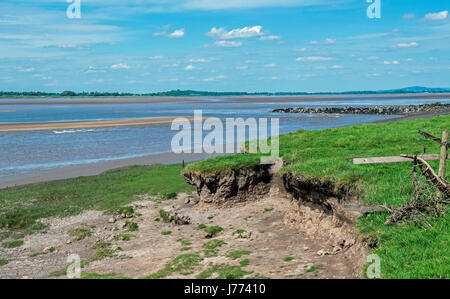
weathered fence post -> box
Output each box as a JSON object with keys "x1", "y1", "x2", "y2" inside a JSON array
[{"x1": 437, "y1": 131, "x2": 448, "y2": 198}]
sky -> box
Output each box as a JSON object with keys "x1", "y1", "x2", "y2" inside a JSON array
[{"x1": 0, "y1": 0, "x2": 449, "y2": 93}]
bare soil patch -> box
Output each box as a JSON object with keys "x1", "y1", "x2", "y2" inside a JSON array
[{"x1": 0, "y1": 162, "x2": 366, "y2": 279}]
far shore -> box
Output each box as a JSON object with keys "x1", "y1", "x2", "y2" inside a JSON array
[
  {"x1": 0, "y1": 93, "x2": 449, "y2": 105},
  {"x1": 0, "y1": 116, "x2": 196, "y2": 132}
]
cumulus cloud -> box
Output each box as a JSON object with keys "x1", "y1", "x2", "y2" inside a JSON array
[
  {"x1": 207, "y1": 26, "x2": 263, "y2": 39},
  {"x1": 308, "y1": 38, "x2": 336, "y2": 45},
  {"x1": 394, "y1": 42, "x2": 419, "y2": 48},
  {"x1": 424, "y1": 11, "x2": 448, "y2": 21},
  {"x1": 260, "y1": 35, "x2": 281, "y2": 40},
  {"x1": 154, "y1": 28, "x2": 185, "y2": 38},
  {"x1": 110, "y1": 63, "x2": 131, "y2": 70},
  {"x1": 210, "y1": 40, "x2": 243, "y2": 47},
  {"x1": 184, "y1": 64, "x2": 195, "y2": 70},
  {"x1": 18, "y1": 67, "x2": 35, "y2": 73},
  {"x1": 167, "y1": 28, "x2": 185, "y2": 38},
  {"x1": 264, "y1": 63, "x2": 277, "y2": 67},
  {"x1": 383, "y1": 60, "x2": 400, "y2": 65},
  {"x1": 296, "y1": 56, "x2": 333, "y2": 62},
  {"x1": 331, "y1": 65, "x2": 344, "y2": 69}
]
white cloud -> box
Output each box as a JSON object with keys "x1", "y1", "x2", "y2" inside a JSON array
[
  {"x1": 308, "y1": 38, "x2": 336, "y2": 45},
  {"x1": 207, "y1": 26, "x2": 263, "y2": 39},
  {"x1": 185, "y1": 65, "x2": 195, "y2": 70},
  {"x1": 367, "y1": 56, "x2": 380, "y2": 60},
  {"x1": 111, "y1": 63, "x2": 131, "y2": 70},
  {"x1": 189, "y1": 58, "x2": 209, "y2": 63},
  {"x1": 149, "y1": 56, "x2": 164, "y2": 60},
  {"x1": 264, "y1": 63, "x2": 277, "y2": 67},
  {"x1": 260, "y1": 35, "x2": 281, "y2": 41},
  {"x1": 296, "y1": 56, "x2": 333, "y2": 62},
  {"x1": 236, "y1": 65, "x2": 248, "y2": 70},
  {"x1": 168, "y1": 28, "x2": 185, "y2": 38},
  {"x1": 180, "y1": 0, "x2": 345, "y2": 11},
  {"x1": 331, "y1": 65, "x2": 344, "y2": 69},
  {"x1": 424, "y1": 11, "x2": 448, "y2": 21},
  {"x1": 383, "y1": 60, "x2": 400, "y2": 65},
  {"x1": 18, "y1": 67, "x2": 35, "y2": 73},
  {"x1": 394, "y1": 42, "x2": 419, "y2": 48},
  {"x1": 271, "y1": 76, "x2": 280, "y2": 80},
  {"x1": 210, "y1": 40, "x2": 243, "y2": 47}
]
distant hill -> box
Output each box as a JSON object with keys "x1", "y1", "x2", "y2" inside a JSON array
[
  {"x1": 1, "y1": 87, "x2": 449, "y2": 98},
  {"x1": 380, "y1": 86, "x2": 450, "y2": 93}
]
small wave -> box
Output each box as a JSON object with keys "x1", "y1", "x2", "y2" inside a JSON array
[{"x1": 52, "y1": 128, "x2": 98, "y2": 134}]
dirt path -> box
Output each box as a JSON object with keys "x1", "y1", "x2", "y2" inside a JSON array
[{"x1": 0, "y1": 166, "x2": 365, "y2": 279}]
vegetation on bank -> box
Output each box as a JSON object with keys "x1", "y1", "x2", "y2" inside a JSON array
[
  {"x1": 0, "y1": 164, "x2": 194, "y2": 233},
  {"x1": 185, "y1": 114, "x2": 450, "y2": 278}
]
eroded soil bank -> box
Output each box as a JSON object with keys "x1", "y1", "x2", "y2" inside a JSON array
[{"x1": 0, "y1": 162, "x2": 367, "y2": 279}]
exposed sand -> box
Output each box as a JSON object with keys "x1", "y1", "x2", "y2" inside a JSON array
[{"x1": 0, "y1": 116, "x2": 196, "y2": 132}]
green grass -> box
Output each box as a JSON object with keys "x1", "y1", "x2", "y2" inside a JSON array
[
  {"x1": 69, "y1": 228, "x2": 92, "y2": 241},
  {"x1": 161, "y1": 230, "x2": 172, "y2": 235},
  {"x1": 124, "y1": 221, "x2": 139, "y2": 231},
  {"x1": 185, "y1": 115, "x2": 450, "y2": 278},
  {"x1": 196, "y1": 264, "x2": 253, "y2": 279},
  {"x1": 240, "y1": 259, "x2": 250, "y2": 267},
  {"x1": 93, "y1": 242, "x2": 111, "y2": 249},
  {"x1": 228, "y1": 250, "x2": 252, "y2": 260},
  {"x1": 183, "y1": 154, "x2": 262, "y2": 174},
  {"x1": 79, "y1": 273, "x2": 130, "y2": 279},
  {"x1": 2, "y1": 240, "x2": 23, "y2": 248},
  {"x1": 144, "y1": 254, "x2": 203, "y2": 279},
  {"x1": 113, "y1": 234, "x2": 135, "y2": 241},
  {"x1": 232, "y1": 229, "x2": 247, "y2": 238},
  {"x1": 177, "y1": 238, "x2": 192, "y2": 246},
  {"x1": 0, "y1": 164, "x2": 195, "y2": 231},
  {"x1": 284, "y1": 256, "x2": 294, "y2": 262},
  {"x1": 0, "y1": 259, "x2": 9, "y2": 266},
  {"x1": 204, "y1": 225, "x2": 224, "y2": 237},
  {"x1": 204, "y1": 239, "x2": 226, "y2": 249}
]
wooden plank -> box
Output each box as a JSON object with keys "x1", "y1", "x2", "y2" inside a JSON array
[
  {"x1": 438, "y1": 131, "x2": 449, "y2": 198},
  {"x1": 418, "y1": 130, "x2": 442, "y2": 144},
  {"x1": 353, "y1": 154, "x2": 449, "y2": 165}
]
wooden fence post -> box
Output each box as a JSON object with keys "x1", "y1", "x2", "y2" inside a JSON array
[{"x1": 438, "y1": 131, "x2": 448, "y2": 198}]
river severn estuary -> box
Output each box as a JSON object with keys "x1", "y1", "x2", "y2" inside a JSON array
[{"x1": 0, "y1": 96, "x2": 448, "y2": 181}]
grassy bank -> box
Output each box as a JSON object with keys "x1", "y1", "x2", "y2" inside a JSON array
[
  {"x1": 0, "y1": 164, "x2": 194, "y2": 235},
  {"x1": 185, "y1": 114, "x2": 450, "y2": 278}
]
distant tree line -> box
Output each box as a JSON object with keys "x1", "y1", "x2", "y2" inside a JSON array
[{"x1": 1, "y1": 87, "x2": 449, "y2": 98}]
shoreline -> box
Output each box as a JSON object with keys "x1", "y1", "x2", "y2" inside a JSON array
[
  {"x1": 1, "y1": 93, "x2": 449, "y2": 105},
  {"x1": 0, "y1": 116, "x2": 195, "y2": 132},
  {"x1": 1, "y1": 110, "x2": 448, "y2": 189}
]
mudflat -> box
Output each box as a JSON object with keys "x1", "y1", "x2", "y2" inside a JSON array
[{"x1": 0, "y1": 116, "x2": 195, "y2": 132}]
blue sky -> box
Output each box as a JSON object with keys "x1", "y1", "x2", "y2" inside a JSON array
[{"x1": 0, "y1": 0, "x2": 449, "y2": 93}]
